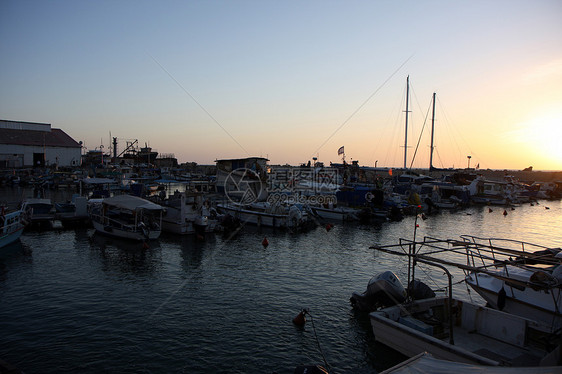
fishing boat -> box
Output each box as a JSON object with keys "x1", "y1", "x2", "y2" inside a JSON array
[
  {"x1": 89, "y1": 195, "x2": 163, "y2": 240},
  {"x1": 367, "y1": 238, "x2": 561, "y2": 367},
  {"x1": 0, "y1": 204, "x2": 27, "y2": 248}
]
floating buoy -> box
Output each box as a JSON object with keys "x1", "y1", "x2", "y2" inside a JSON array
[
  {"x1": 488, "y1": 208, "x2": 493, "y2": 213},
  {"x1": 262, "y1": 237, "x2": 269, "y2": 248},
  {"x1": 142, "y1": 241, "x2": 150, "y2": 249},
  {"x1": 325, "y1": 223, "x2": 334, "y2": 232},
  {"x1": 511, "y1": 207, "x2": 515, "y2": 210},
  {"x1": 545, "y1": 206, "x2": 550, "y2": 210},
  {"x1": 293, "y1": 310, "x2": 306, "y2": 326},
  {"x1": 503, "y1": 210, "x2": 508, "y2": 216},
  {"x1": 530, "y1": 203, "x2": 534, "y2": 206}
]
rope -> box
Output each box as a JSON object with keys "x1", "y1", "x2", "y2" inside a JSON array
[{"x1": 303, "y1": 309, "x2": 332, "y2": 373}]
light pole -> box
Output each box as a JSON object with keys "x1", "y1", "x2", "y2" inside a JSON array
[{"x1": 467, "y1": 155, "x2": 472, "y2": 169}]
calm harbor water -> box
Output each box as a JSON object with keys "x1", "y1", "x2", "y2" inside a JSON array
[{"x1": 1, "y1": 186, "x2": 561, "y2": 373}]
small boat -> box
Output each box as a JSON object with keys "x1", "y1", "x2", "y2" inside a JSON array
[
  {"x1": 361, "y1": 237, "x2": 562, "y2": 368},
  {"x1": 152, "y1": 190, "x2": 217, "y2": 235},
  {"x1": 23, "y1": 197, "x2": 55, "y2": 224},
  {"x1": 370, "y1": 296, "x2": 559, "y2": 366},
  {"x1": 307, "y1": 203, "x2": 361, "y2": 222},
  {"x1": 54, "y1": 195, "x2": 90, "y2": 227},
  {"x1": 0, "y1": 204, "x2": 27, "y2": 248},
  {"x1": 458, "y1": 235, "x2": 562, "y2": 333},
  {"x1": 216, "y1": 202, "x2": 316, "y2": 230},
  {"x1": 89, "y1": 195, "x2": 163, "y2": 240}
]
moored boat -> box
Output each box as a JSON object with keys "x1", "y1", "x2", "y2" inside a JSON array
[
  {"x1": 0, "y1": 204, "x2": 27, "y2": 248},
  {"x1": 89, "y1": 195, "x2": 163, "y2": 240},
  {"x1": 362, "y1": 236, "x2": 562, "y2": 368},
  {"x1": 216, "y1": 201, "x2": 316, "y2": 230},
  {"x1": 152, "y1": 190, "x2": 217, "y2": 235}
]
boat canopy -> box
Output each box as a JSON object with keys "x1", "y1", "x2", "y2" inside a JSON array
[
  {"x1": 382, "y1": 352, "x2": 559, "y2": 374},
  {"x1": 81, "y1": 177, "x2": 117, "y2": 185},
  {"x1": 102, "y1": 195, "x2": 162, "y2": 211}
]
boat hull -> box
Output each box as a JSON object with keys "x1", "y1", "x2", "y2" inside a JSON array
[
  {"x1": 217, "y1": 204, "x2": 289, "y2": 228},
  {"x1": 0, "y1": 226, "x2": 24, "y2": 248},
  {"x1": 466, "y1": 272, "x2": 562, "y2": 333},
  {"x1": 370, "y1": 297, "x2": 551, "y2": 366},
  {"x1": 92, "y1": 219, "x2": 160, "y2": 241}
]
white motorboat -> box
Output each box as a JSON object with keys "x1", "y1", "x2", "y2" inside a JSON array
[
  {"x1": 152, "y1": 190, "x2": 217, "y2": 235},
  {"x1": 89, "y1": 195, "x2": 163, "y2": 241},
  {"x1": 366, "y1": 237, "x2": 562, "y2": 368},
  {"x1": 307, "y1": 203, "x2": 361, "y2": 222},
  {"x1": 371, "y1": 296, "x2": 559, "y2": 366},
  {"x1": 458, "y1": 235, "x2": 562, "y2": 333},
  {"x1": 216, "y1": 202, "x2": 316, "y2": 230}
]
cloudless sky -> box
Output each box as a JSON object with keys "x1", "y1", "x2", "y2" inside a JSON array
[{"x1": 1, "y1": 0, "x2": 561, "y2": 170}]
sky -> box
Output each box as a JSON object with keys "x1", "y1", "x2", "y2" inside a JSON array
[{"x1": 1, "y1": 0, "x2": 561, "y2": 170}]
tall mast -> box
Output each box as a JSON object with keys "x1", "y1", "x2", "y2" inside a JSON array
[
  {"x1": 403, "y1": 76, "x2": 411, "y2": 169},
  {"x1": 429, "y1": 92, "x2": 436, "y2": 170}
]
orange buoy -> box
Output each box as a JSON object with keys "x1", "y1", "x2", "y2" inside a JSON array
[
  {"x1": 293, "y1": 310, "x2": 306, "y2": 326},
  {"x1": 503, "y1": 210, "x2": 508, "y2": 216},
  {"x1": 325, "y1": 223, "x2": 333, "y2": 232},
  {"x1": 262, "y1": 237, "x2": 269, "y2": 248}
]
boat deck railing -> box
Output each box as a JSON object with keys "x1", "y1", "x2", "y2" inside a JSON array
[{"x1": 370, "y1": 235, "x2": 561, "y2": 292}]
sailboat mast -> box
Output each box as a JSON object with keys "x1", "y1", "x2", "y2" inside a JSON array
[
  {"x1": 429, "y1": 92, "x2": 436, "y2": 170},
  {"x1": 403, "y1": 76, "x2": 411, "y2": 169}
]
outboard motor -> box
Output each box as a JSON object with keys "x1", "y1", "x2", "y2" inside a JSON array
[
  {"x1": 350, "y1": 271, "x2": 406, "y2": 312},
  {"x1": 408, "y1": 279, "x2": 436, "y2": 300}
]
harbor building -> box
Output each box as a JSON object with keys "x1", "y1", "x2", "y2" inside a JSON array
[{"x1": 0, "y1": 120, "x2": 82, "y2": 168}]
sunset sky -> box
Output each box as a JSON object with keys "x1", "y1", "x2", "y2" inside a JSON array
[{"x1": 1, "y1": 0, "x2": 561, "y2": 170}]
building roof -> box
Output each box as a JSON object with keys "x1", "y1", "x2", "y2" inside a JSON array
[{"x1": 0, "y1": 128, "x2": 81, "y2": 148}]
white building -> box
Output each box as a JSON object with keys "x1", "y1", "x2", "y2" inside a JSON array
[{"x1": 0, "y1": 120, "x2": 82, "y2": 168}]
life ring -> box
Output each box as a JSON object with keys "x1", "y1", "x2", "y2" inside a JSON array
[{"x1": 365, "y1": 192, "x2": 374, "y2": 202}]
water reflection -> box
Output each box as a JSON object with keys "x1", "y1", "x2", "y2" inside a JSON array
[{"x1": 88, "y1": 232, "x2": 162, "y2": 276}]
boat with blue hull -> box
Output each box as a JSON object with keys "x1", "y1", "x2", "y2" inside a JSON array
[{"x1": 0, "y1": 204, "x2": 27, "y2": 248}]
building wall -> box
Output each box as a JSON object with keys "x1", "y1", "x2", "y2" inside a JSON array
[{"x1": 0, "y1": 144, "x2": 81, "y2": 167}]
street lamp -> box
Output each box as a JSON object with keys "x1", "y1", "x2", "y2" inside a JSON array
[{"x1": 467, "y1": 155, "x2": 472, "y2": 169}]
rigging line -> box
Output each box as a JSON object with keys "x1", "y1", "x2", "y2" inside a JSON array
[
  {"x1": 147, "y1": 52, "x2": 250, "y2": 156},
  {"x1": 310, "y1": 54, "x2": 414, "y2": 159},
  {"x1": 408, "y1": 97, "x2": 432, "y2": 170},
  {"x1": 148, "y1": 216, "x2": 251, "y2": 319},
  {"x1": 305, "y1": 310, "x2": 332, "y2": 373}
]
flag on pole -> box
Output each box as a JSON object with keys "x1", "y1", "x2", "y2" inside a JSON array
[{"x1": 337, "y1": 146, "x2": 344, "y2": 155}]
